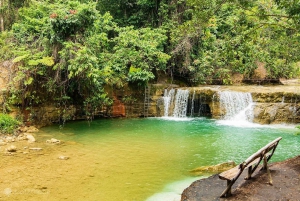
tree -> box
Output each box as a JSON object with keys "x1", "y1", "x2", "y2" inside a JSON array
[
  {"x1": 5, "y1": 0, "x2": 170, "y2": 118},
  {"x1": 169, "y1": 0, "x2": 300, "y2": 84}
]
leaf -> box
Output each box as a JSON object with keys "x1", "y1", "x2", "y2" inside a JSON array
[
  {"x1": 13, "y1": 54, "x2": 29, "y2": 63},
  {"x1": 40, "y1": 57, "x2": 55, "y2": 66},
  {"x1": 24, "y1": 77, "x2": 34, "y2": 86}
]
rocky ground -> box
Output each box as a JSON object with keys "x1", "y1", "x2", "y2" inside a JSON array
[{"x1": 181, "y1": 155, "x2": 300, "y2": 201}]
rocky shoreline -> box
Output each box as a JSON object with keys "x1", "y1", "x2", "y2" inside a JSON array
[
  {"x1": 0, "y1": 126, "x2": 62, "y2": 156},
  {"x1": 0, "y1": 126, "x2": 39, "y2": 146}
]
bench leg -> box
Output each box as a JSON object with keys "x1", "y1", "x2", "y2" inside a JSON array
[
  {"x1": 263, "y1": 155, "x2": 273, "y2": 185},
  {"x1": 220, "y1": 180, "x2": 233, "y2": 197},
  {"x1": 245, "y1": 166, "x2": 253, "y2": 180}
]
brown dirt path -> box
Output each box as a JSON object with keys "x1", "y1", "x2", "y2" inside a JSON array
[{"x1": 181, "y1": 155, "x2": 300, "y2": 201}]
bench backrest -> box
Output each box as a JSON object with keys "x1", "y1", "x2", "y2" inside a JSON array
[{"x1": 241, "y1": 137, "x2": 282, "y2": 168}]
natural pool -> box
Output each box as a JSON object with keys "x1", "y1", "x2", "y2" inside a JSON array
[{"x1": 37, "y1": 117, "x2": 299, "y2": 201}]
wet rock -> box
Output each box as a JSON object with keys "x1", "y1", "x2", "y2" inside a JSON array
[{"x1": 189, "y1": 161, "x2": 236, "y2": 176}]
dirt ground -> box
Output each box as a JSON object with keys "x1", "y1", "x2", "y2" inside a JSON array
[{"x1": 181, "y1": 155, "x2": 300, "y2": 201}]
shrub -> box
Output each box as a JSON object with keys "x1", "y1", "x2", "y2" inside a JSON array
[{"x1": 0, "y1": 114, "x2": 20, "y2": 134}]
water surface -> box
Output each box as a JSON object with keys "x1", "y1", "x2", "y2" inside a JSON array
[{"x1": 39, "y1": 118, "x2": 299, "y2": 201}]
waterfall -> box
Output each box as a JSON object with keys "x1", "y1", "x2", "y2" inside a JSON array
[
  {"x1": 173, "y1": 89, "x2": 189, "y2": 118},
  {"x1": 163, "y1": 89, "x2": 175, "y2": 117},
  {"x1": 162, "y1": 89, "x2": 189, "y2": 118},
  {"x1": 218, "y1": 91, "x2": 254, "y2": 122}
]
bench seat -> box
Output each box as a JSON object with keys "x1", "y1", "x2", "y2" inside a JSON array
[
  {"x1": 218, "y1": 137, "x2": 282, "y2": 197},
  {"x1": 219, "y1": 153, "x2": 271, "y2": 181}
]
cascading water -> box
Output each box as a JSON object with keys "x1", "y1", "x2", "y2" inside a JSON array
[
  {"x1": 162, "y1": 89, "x2": 189, "y2": 118},
  {"x1": 218, "y1": 91, "x2": 254, "y2": 122},
  {"x1": 173, "y1": 89, "x2": 189, "y2": 118},
  {"x1": 162, "y1": 89, "x2": 175, "y2": 117}
]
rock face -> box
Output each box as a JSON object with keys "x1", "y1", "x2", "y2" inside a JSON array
[
  {"x1": 252, "y1": 92, "x2": 300, "y2": 124},
  {"x1": 112, "y1": 96, "x2": 126, "y2": 117}
]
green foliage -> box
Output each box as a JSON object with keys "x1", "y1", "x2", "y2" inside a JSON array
[
  {"x1": 2, "y1": 0, "x2": 170, "y2": 118},
  {"x1": 49, "y1": 2, "x2": 97, "y2": 42},
  {"x1": 108, "y1": 26, "x2": 170, "y2": 84},
  {"x1": 0, "y1": 31, "x2": 14, "y2": 60},
  {"x1": 0, "y1": 114, "x2": 20, "y2": 134},
  {"x1": 169, "y1": 0, "x2": 300, "y2": 84},
  {"x1": 1, "y1": 0, "x2": 300, "y2": 120}
]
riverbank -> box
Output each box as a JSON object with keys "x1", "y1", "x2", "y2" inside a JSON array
[{"x1": 181, "y1": 155, "x2": 300, "y2": 201}]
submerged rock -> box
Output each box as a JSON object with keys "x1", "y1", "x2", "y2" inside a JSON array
[
  {"x1": 6, "y1": 145, "x2": 17, "y2": 152},
  {"x1": 46, "y1": 138, "x2": 61, "y2": 144},
  {"x1": 58, "y1": 155, "x2": 69, "y2": 160},
  {"x1": 190, "y1": 161, "x2": 236, "y2": 176}
]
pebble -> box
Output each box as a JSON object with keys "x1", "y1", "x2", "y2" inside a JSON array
[{"x1": 58, "y1": 156, "x2": 69, "y2": 160}]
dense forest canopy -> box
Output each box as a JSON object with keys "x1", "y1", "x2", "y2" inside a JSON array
[{"x1": 0, "y1": 0, "x2": 300, "y2": 117}]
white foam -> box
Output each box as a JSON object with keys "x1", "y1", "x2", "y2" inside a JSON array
[
  {"x1": 160, "y1": 117, "x2": 194, "y2": 121},
  {"x1": 217, "y1": 119, "x2": 264, "y2": 128},
  {"x1": 145, "y1": 192, "x2": 181, "y2": 201}
]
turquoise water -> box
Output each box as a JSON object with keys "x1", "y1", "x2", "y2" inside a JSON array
[{"x1": 39, "y1": 118, "x2": 299, "y2": 201}]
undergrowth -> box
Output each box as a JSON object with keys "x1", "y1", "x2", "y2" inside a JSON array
[{"x1": 0, "y1": 113, "x2": 20, "y2": 134}]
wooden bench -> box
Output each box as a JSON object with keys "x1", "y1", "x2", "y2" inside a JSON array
[{"x1": 218, "y1": 137, "x2": 282, "y2": 198}]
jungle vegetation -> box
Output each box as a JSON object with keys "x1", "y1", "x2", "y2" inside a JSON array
[{"x1": 0, "y1": 0, "x2": 300, "y2": 117}]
